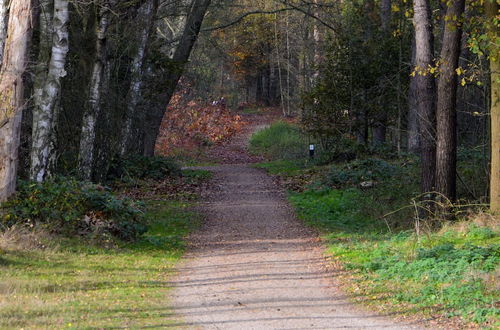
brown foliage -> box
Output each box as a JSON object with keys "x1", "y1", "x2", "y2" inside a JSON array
[{"x1": 155, "y1": 92, "x2": 246, "y2": 156}]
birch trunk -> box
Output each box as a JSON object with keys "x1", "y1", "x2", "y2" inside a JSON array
[
  {"x1": 30, "y1": 0, "x2": 69, "y2": 182},
  {"x1": 78, "y1": 0, "x2": 115, "y2": 180},
  {"x1": 120, "y1": 0, "x2": 157, "y2": 156},
  {"x1": 413, "y1": 0, "x2": 437, "y2": 194},
  {"x1": 485, "y1": 1, "x2": 499, "y2": 213},
  {"x1": 0, "y1": 0, "x2": 9, "y2": 65},
  {"x1": 435, "y1": 0, "x2": 465, "y2": 202},
  {"x1": 0, "y1": 0, "x2": 33, "y2": 201}
]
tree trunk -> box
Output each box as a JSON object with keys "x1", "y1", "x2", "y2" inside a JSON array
[
  {"x1": 373, "y1": 0, "x2": 392, "y2": 146},
  {"x1": 413, "y1": 0, "x2": 437, "y2": 194},
  {"x1": 0, "y1": 0, "x2": 33, "y2": 201},
  {"x1": 435, "y1": 0, "x2": 465, "y2": 202},
  {"x1": 120, "y1": 0, "x2": 158, "y2": 156},
  {"x1": 144, "y1": 0, "x2": 211, "y2": 155},
  {"x1": 30, "y1": 0, "x2": 69, "y2": 182},
  {"x1": 78, "y1": 0, "x2": 114, "y2": 180},
  {"x1": 485, "y1": 0, "x2": 500, "y2": 213},
  {"x1": 407, "y1": 36, "x2": 420, "y2": 153},
  {"x1": 0, "y1": 0, "x2": 9, "y2": 65}
]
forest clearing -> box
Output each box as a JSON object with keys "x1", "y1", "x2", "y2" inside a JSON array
[{"x1": 0, "y1": 0, "x2": 499, "y2": 329}]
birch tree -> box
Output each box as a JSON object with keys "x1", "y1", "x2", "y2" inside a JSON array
[
  {"x1": 0, "y1": 0, "x2": 34, "y2": 201},
  {"x1": 30, "y1": 0, "x2": 70, "y2": 182},
  {"x1": 120, "y1": 0, "x2": 158, "y2": 156},
  {"x1": 78, "y1": 0, "x2": 116, "y2": 180}
]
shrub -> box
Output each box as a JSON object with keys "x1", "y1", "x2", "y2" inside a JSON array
[
  {"x1": 108, "y1": 155, "x2": 182, "y2": 181},
  {"x1": 249, "y1": 121, "x2": 308, "y2": 160},
  {"x1": 325, "y1": 158, "x2": 399, "y2": 187},
  {"x1": 0, "y1": 178, "x2": 146, "y2": 241}
]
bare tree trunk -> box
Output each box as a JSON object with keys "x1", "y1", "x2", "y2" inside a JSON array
[
  {"x1": 78, "y1": 0, "x2": 114, "y2": 180},
  {"x1": 30, "y1": 0, "x2": 69, "y2": 182},
  {"x1": 407, "y1": 36, "x2": 420, "y2": 152},
  {"x1": 373, "y1": 0, "x2": 392, "y2": 145},
  {"x1": 413, "y1": 0, "x2": 436, "y2": 194},
  {"x1": 435, "y1": 0, "x2": 465, "y2": 202},
  {"x1": 0, "y1": 0, "x2": 33, "y2": 201},
  {"x1": 120, "y1": 0, "x2": 158, "y2": 156},
  {"x1": 144, "y1": 0, "x2": 212, "y2": 155},
  {"x1": 0, "y1": 0, "x2": 9, "y2": 65},
  {"x1": 485, "y1": 0, "x2": 499, "y2": 213},
  {"x1": 274, "y1": 13, "x2": 285, "y2": 116}
]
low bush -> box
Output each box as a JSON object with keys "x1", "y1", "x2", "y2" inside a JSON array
[
  {"x1": 108, "y1": 155, "x2": 182, "y2": 181},
  {"x1": 249, "y1": 121, "x2": 308, "y2": 160},
  {"x1": 1, "y1": 178, "x2": 146, "y2": 241},
  {"x1": 325, "y1": 158, "x2": 400, "y2": 187}
]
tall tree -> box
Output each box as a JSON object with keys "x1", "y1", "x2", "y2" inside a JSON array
[
  {"x1": 435, "y1": 0, "x2": 465, "y2": 202},
  {"x1": 143, "y1": 0, "x2": 212, "y2": 156},
  {"x1": 120, "y1": 0, "x2": 158, "y2": 156},
  {"x1": 78, "y1": 0, "x2": 116, "y2": 180},
  {"x1": 485, "y1": 0, "x2": 499, "y2": 213},
  {"x1": 413, "y1": 0, "x2": 437, "y2": 194},
  {"x1": 373, "y1": 0, "x2": 392, "y2": 145},
  {"x1": 407, "y1": 37, "x2": 420, "y2": 153},
  {"x1": 0, "y1": 0, "x2": 34, "y2": 201},
  {"x1": 30, "y1": 0, "x2": 70, "y2": 182}
]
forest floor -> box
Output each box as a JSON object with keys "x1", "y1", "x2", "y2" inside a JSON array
[{"x1": 166, "y1": 111, "x2": 426, "y2": 329}]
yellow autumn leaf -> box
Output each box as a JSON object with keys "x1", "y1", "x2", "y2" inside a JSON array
[{"x1": 461, "y1": 78, "x2": 466, "y2": 86}]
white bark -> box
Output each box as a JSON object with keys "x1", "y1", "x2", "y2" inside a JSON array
[
  {"x1": 30, "y1": 0, "x2": 69, "y2": 182},
  {"x1": 0, "y1": 0, "x2": 33, "y2": 201},
  {"x1": 120, "y1": 0, "x2": 157, "y2": 156},
  {"x1": 78, "y1": 0, "x2": 115, "y2": 180}
]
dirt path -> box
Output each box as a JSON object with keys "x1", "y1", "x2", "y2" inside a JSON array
[{"x1": 168, "y1": 114, "x2": 424, "y2": 329}]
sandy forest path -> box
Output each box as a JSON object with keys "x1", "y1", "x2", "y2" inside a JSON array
[{"x1": 167, "y1": 113, "x2": 423, "y2": 329}]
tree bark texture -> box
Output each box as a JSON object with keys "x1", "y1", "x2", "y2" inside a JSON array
[
  {"x1": 435, "y1": 0, "x2": 465, "y2": 202},
  {"x1": 0, "y1": 0, "x2": 33, "y2": 201},
  {"x1": 30, "y1": 0, "x2": 70, "y2": 182},
  {"x1": 407, "y1": 36, "x2": 420, "y2": 152},
  {"x1": 120, "y1": 0, "x2": 158, "y2": 156},
  {"x1": 486, "y1": 0, "x2": 500, "y2": 213},
  {"x1": 78, "y1": 0, "x2": 115, "y2": 180},
  {"x1": 413, "y1": 0, "x2": 437, "y2": 194}
]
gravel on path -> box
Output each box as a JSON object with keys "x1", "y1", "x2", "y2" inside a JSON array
[{"x1": 167, "y1": 115, "x2": 425, "y2": 329}]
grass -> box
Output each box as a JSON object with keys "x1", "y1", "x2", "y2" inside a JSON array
[
  {"x1": 251, "y1": 120, "x2": 500, "y2": 327},
  {"x1": 249, "y1": 121, "x2": 308, "y2": 160},
  {"x1": 0, "y1": 199, "x2": 201, "y2": 329}
]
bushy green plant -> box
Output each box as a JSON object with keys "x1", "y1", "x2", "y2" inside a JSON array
[
  {"x1": 108, "y1": 155, "x2": 181, "y2": 181},
  {"x1": 325, "y1": 158, "x2": 399, "y2": 187},
  {"x1": 1, "y1": 178, "x2": 146, "y2": 241},
  {"x1": 249, "y1": 121, "x2": 308, "y2": 160}
]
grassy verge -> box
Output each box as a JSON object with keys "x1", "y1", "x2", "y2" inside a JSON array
[
  {"x1": 0, "y1": 200, "x2": 200, "y2": 329},
  {"x1": 252, "y1": 123, "x2": 499, "y2": 327},
  {"x1": 0, "y1": 168, "x2": 209, "y2": 329}
]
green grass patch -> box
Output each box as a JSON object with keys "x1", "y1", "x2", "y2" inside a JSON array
[
  {"x1": 289, "y1": 186, "x2": 499, "y2": 325},
  {"x1": 249, "y1": 121, "x2": 308, "y2": 160},
  {"x1": 0, "y1": 200, "x2": 200, "y2": 329}
]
